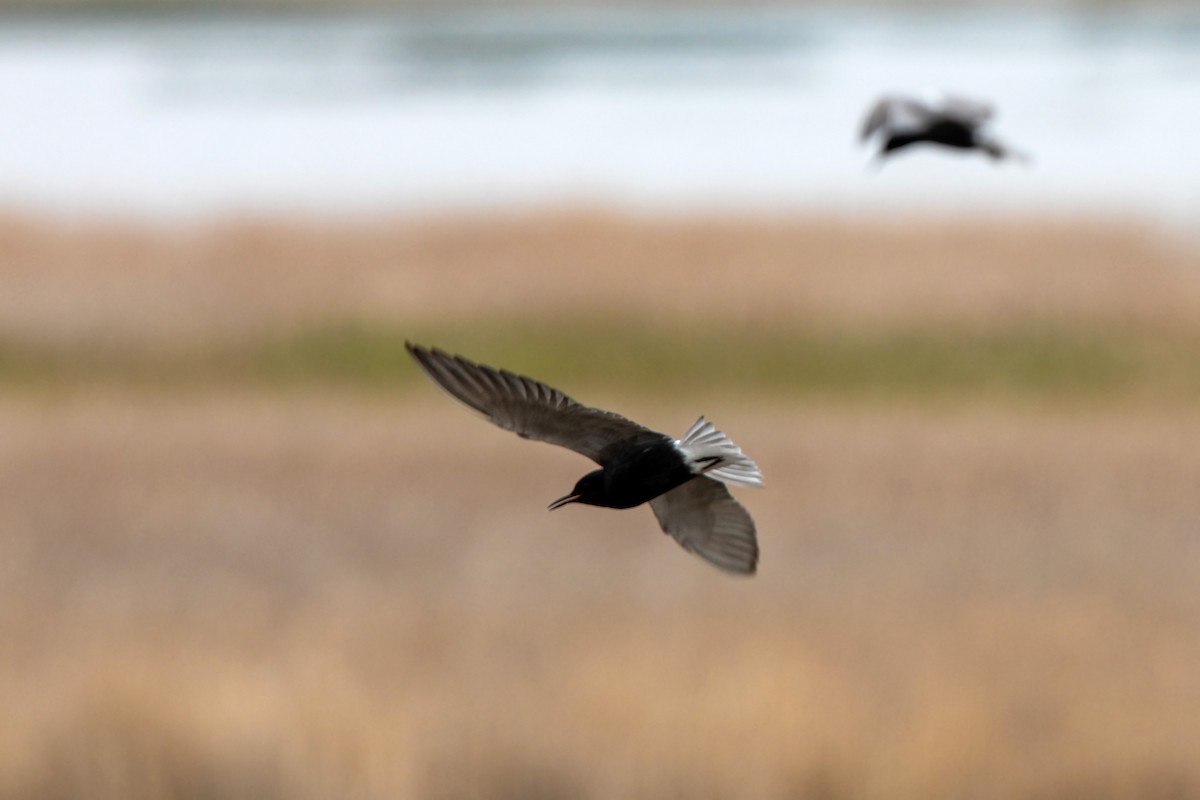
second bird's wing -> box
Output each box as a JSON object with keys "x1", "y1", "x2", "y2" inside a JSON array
[
  {"x1": 860, "y1": 94, "x2": 933, "y2": 141},
  {"x1": 407, "y1": 344, "x2": 654, "y2": 464},
  {"x1": 649, "y1": 476, "x2": 758, "y2": 575},
  {"x1": 935, "y1": 93, "x2": 996, "y2": 126}
]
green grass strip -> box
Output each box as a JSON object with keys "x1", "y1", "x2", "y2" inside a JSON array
[{"x1": 2, "y1": 319, "x2": 1199, "y2": 405}]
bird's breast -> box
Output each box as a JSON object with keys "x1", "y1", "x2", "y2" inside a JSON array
[{"x1": 599, "y1": 437, "x2": 695, "y2": 509}]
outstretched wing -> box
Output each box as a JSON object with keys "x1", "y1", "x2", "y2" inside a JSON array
[
  {"x1": 860, "y1": 94, "x2": 933, "y2": 142},
  {"x1": 649, "y1": 476, "x2": 758, "y2": 575},
  {"x1": 407, "y1": 344, "x2": 654, "y2": 464},
  {"x1": 936, "y1": 93, "x2": 996, "y2": 126}
]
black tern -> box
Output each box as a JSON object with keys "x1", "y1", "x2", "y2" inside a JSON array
[
  {"x1": 860, "y1": 92, "x2": 1027, "y2": 164},
  {"x1": 407, "y1": 344, "x2": 764, "y2": 575}
]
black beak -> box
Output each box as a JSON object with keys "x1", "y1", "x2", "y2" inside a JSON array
[{"x1": 548, "y1": 493, "x2": 581, "y2": 511}]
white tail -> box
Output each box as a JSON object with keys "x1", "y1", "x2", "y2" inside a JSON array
[{"x1": 675, "y1": 417, "x2": 764, "y2": 488}]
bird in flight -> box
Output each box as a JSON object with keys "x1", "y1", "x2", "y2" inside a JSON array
[
  {"x1": 860, "y1": 92, "x2": 1028, "y2": 164},
  {"x1": 407, "y1": 344, "x2": 764, "y2": 575}
]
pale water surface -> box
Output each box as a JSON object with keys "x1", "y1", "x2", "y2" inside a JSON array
[{"x1": 1, "y1": 9, "x2": 1198, "y2": 222}]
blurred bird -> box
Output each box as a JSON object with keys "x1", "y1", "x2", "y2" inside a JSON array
[
  {"x1": 407, "y1": 344, "x2": 764, "y2": 575},
  {"x1": 860, "y1": 92, "x2": 1028, "y2": 164}
]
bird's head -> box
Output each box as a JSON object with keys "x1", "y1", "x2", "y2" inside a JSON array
[{"x1": 548, "y1": 470, "x2": 605, "y2": 510}]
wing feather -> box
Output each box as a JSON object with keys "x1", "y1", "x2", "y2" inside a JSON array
[
  {"x1": 936, "y1": 93, "x2": 996, "y2": 125},
  {"x1": 407, "y1": 344, "x2": 654, "y2": 464},
  {"x1": 861, "y1": 94, "x2": 934, "y2": 141},
  {"x1": 649, "y1": 477, "x2": 758, "y2": 576}
]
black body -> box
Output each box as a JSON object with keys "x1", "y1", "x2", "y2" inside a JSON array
[
  {"x1": 883, "y1": 119, "x2": 978, "y2": 155},
  {"x1": 570, "y1": 431, "x2": 700, "y2": 509}
]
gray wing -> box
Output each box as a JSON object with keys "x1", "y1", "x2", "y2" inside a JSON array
[
  {"x1": 649, "y1": 477, "x2": 758, "y2": 576},
  {"x1": 860, "y1": 94, "x2": 934, "y2": 142},
  {"x1": 935, "y1": 93, "x2": 996, "y2": 126},
  {"x1": 407, "y1": 344, "x2": 654, "y2": 464}
]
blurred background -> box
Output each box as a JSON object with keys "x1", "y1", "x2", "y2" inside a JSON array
[{"x1": 3, "y1": 1, "x2": 1200, "y2": 798}]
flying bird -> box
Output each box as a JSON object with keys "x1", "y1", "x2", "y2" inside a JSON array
[
  {"x1": 407, "y1": 344, "x2": 764, "y2": 575},
  {"x1": 860, "y1": 92, "x2": 1027, "y2": 164}
]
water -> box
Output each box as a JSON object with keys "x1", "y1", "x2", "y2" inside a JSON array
[{"x1": 1, "y1": 8, "x2": 1198, "y2": 222}]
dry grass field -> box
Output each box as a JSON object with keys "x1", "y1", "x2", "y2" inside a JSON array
[
  {"x1": 3, "y1": 211, "x2": 1197, "y2": 346},
  {"x1": 2, "y1": 211, "x2": 1200, "y2": 799}
]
